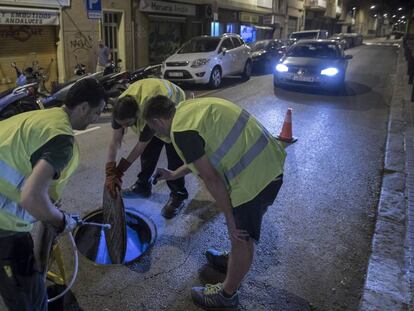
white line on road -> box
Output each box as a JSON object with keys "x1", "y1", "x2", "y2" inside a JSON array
[{"x1": 74, "y1": 126, "x2": 101, "y2": 136}]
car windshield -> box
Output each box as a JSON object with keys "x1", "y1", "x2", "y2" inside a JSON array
[
  {"x1": 249, "y1": 41, "x2": 269, "y2": 52},
  {"x1": 177, "y1": 37, "x2": 221, "y2": 54},
  {"x1": 290, "y1": 32, "x2": 318, "y2": 40},
  {"x1": 287, "y1": 43, "x2": 339, "y2": 58}
]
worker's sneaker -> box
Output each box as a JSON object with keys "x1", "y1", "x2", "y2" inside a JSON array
[
  {"x1": 122, "y1": 180, "x2": 151, "y2": 198},
  {"x1": 161, "y1": 196, "x2": 185, "y2": 219},
  {"x1": 205, "y1": 248, "x2": 229, "y2": 273},
  {"x1": 191, "y1": 283, "x2": 239, "y2": 310}
]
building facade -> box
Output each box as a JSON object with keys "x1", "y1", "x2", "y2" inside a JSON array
[
  {"x1": 303, "y1": 0, "x2": 343, "y2": 35},
  {"x1": 287, "y1": 0, "x2": 305, "y2": 35},
  {"x1": 0, "y1": 0, "x2": 133, "y2": 92},
  {"x1": 133, "y1": 0, "x2": 284, "y2": 67}
]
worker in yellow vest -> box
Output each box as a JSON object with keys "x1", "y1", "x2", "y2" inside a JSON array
[
  {"x1": 0, "y1": 78, "x2": 106, "y2": 311},
  {"x1": 105, "y1": 78, "x2": 189, "y2": 219},
  {"x1": 143, "y1": 95, "x2": 286, "y2": 310}
]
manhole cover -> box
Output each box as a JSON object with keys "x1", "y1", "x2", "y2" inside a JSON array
[{"x1": 73, "y1": 209, "x2": 156, "y2": 265}]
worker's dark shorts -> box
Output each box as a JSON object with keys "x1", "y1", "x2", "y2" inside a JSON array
[
  {"x1": 0, "y1": 232, "x2": 47, "y2": 311},
  {"x1": 233, "y1": 175, "x2": 283, "y2": 242}
]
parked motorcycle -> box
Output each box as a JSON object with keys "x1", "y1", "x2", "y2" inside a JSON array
[
  {"x1": 73, "y1": 56, "x2": 86, "y2": 76},
  {"x1": 11, "y1": 60, "x2": 52, "y2": 96},
  {"x1": 0, "y1": 83, "x2": 39, "y2": 120}
]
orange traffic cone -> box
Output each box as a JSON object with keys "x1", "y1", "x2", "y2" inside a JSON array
[{"x1": 276, "y1": 108, "x2": 297, "y2": 143}]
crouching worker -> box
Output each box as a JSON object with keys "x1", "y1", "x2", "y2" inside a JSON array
[
  {"x1": 0, "y1": 78, "x2": 106, "y2": 311},
  {"x1": 105, "y1": 78, "x2": 189, "y2": 219},
  {"x1": 143, "y1": 95, "x2": 286, "y2": 310}
]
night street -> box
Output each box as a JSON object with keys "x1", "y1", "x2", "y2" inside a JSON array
[{"x1": 39, "y1": 42, "x2": 398, "y2": 311}]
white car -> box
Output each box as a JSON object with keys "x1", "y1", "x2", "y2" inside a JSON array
[{"x1": 162, "y1": 33, "x2": 252, "y2": 89}]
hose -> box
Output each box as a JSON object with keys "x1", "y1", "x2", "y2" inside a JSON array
[{"x1": 47, "y1": 231, "x2": 79, "y2": 303}]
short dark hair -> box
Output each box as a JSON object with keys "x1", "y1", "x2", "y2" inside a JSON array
[
  {"x1": 113, "y1": 96, "x2": 138, "y2": 121},
  {"x1": 65, "y1": 78, "x2": 106, "y2": 109},
  {"x1": 143, "y1": 95, "x2": 176, "y2": 120}
]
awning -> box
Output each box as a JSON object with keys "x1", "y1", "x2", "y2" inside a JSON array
[{"x1": 0, "y1": 6, "x2": 59, "y2": 26}]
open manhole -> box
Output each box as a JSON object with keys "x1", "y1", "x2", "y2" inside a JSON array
[{"x1": 73, "y1": 209, "x2": 156, "y2": 265}]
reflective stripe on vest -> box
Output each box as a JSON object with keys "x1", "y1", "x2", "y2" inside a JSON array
[
  {"x1": 210, "y1": 110, "x2": 250, "y2": 167},
  {"x1": 0, "y1": 160, "x2": 25, "y2": 188},
  {"x1": 0, "y1": 194, "x2": 35, "y2": 225},
  {"x1": 209, "y1": 109, "x2": 270, "y2": 181},
  {"x1": 226, "y1": 132, "x2": 269, "y2": 180},
  {"x1": 162, "y1": 80, "x2": 182, "y2": 104}
]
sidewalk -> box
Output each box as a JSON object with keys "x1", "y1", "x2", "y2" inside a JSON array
[
  {"x1": 359, "y1": 40, "x2": 414, "y2": 310},
  {"x1": 364, "y1": 37, "x2": 402, "y2": 46}
]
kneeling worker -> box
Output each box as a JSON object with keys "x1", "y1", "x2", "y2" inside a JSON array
[
  {"x1": 0, "y1": 78, "x2": 106, "y2": 310},
  {"x1": 105, "y1": 78, "x2": 189, "y2": 219},
  {"x1": 143, "y1": 95, "x2": 286, "y2": 310}
]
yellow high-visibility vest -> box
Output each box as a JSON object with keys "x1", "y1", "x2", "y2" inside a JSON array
[
  {"x1": 0, "y1": 108, "x2": 79, "y2": 232},
  {"x1": 119, "y1": 78, "x2": 185, "y2": 142},
  {"x1": 171, "y1": 97, "x2": 286, "y2": 207}
]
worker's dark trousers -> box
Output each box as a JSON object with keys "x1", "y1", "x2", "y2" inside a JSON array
[
  {"x1": 0, "y1": 232, "x2": 47, "y2": 311},
  {"x1": 137, "y1": 136, "x2": 188, "y2": 200}
]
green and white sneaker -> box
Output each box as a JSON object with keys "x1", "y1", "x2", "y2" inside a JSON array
[{"x1": 191, "y1": 283, "x2": 239, "y2": 310}]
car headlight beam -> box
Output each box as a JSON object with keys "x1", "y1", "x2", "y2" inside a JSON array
[
  {"x1": 321, "y1": 67, "x2": 339, "y2": 76},
  {"x1": 276, "y1": 64, "x2": 288, "y2": 72}
]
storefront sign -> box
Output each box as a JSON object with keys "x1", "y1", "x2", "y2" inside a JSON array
[
  {"x1": 0, "y1": 7, "x2": 59, "y2": 25},
  {"x1": 86, "y1": 0, "x2": 102, "y2": 19},
  {"x1": 139, "y1": 0, "x2": 195, "y2": 16},
  {"x1": 0, "y1": 0, "x2": 70, "y2": 7},
  {"x1": 239, "y1": 12, "x2": 260, "y2": 24}
]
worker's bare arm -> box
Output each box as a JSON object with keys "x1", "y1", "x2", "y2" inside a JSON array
[{"x1": 20, "y1": 159, "x2": 64, "y2": 228}]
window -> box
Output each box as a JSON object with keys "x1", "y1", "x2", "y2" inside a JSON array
[
  {"x1": 287, "y1": 43, "x2": 339, "y2": 58},
  {"x1": 240, "y1": 25, "x2": 256, "y2": 43},
  {"x1": 211, "y1": 22, "x2": 220, "y2": 36},
  {"x1": 226, "y1": 23, "x2": 237, "y2": 33},
  {"x1": 178, "y1": 37, "x2": 221, "y2": 54},
  {"x1": 220, "y1": 38, "x2": 234, "y2": 51},
  {"x1": 103, "y1": 12, "x2": 121, "y2": 62},
  {"x1": 231, "y1": 37, "x2": 243, "y2": 48}
]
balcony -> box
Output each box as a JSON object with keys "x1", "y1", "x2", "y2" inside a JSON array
[{"x1": 304, "y1": 0, "x2": 327, "y2": 11}]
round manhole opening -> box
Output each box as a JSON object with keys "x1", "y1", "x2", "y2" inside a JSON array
[{"x1": 73, "y1": 209, "x2": 156, "y2": 265}]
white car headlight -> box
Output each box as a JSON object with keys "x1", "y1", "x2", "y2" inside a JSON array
[
  {"x1": 191, "y1": 59, "x2": 210, "y2": 68},
  {"x1": 276, "y1": 64, "x2": 288, "y2": 72},
  {"x1": 321, "y1": 67, "x2": 339, "y2": 76}
]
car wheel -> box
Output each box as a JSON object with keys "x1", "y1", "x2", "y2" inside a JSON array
[
  {"x1": 209, "y1": 66, "x2": 222, "y2": 89},
  {"x1": 242, "y1": 61, "x2": 252, "y2": 81}
]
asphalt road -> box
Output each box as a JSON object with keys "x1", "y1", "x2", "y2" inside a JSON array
[{"x1": 1, "y1": 43, "x2": 398, "y2": 311}]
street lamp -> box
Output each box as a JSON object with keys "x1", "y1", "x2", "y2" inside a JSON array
[
  {"x1": 398, "y1": 7, "x2": 403, "y2": 11},
  {"x1": 370, "y1": 5, "x2": 376, "y2": 10}
]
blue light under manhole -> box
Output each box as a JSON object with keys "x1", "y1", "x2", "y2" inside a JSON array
[{"x1": 73, "y1": 209, "x2": 157, "y2": 265}]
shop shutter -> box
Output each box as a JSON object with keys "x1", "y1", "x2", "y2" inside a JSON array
[{"x1": 0, "y1": 25, "x2": 58, "y2": 92}]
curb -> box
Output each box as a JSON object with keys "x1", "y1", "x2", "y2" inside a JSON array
[{"x1": 359, "y1": 44, "x2": 412, "y2": 310}]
